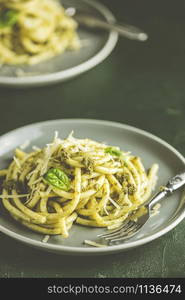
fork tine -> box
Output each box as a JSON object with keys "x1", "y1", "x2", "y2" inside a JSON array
[
  {"x1": 109, "y1": 223, "x2": 142, "y2": 243},
  {"x1": 104, "y1": 221, "x2": 136, "y2": 240},
  {"x1": 97, "y1": 220, "x2": 132, "y2": 238},
  {"x1": 97, "y1": 220, "x2": 129, "y2": 238},
  {"x1": 104, "y1": 221, "x2": 137, "y2": 241}
]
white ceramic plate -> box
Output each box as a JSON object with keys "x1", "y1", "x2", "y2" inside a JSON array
[
  {"x1": 0, "y1": 119, "x2": 185, "y2": 255},
  {"x1": 0, "y1": 0, "x2": 118, "y2": 88}
]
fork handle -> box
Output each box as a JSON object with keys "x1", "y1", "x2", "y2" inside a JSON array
[
  {"x1": 74, "y1": 15, "x2": 148, "y2": 41},
  {"x1": 148, "y1": 171, "x2": 185, "y2": 210}
]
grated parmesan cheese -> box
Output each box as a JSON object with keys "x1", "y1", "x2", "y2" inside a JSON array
[
  {"x1": 20, "y1": 140, "x2": 30, "y2": 150},
  {"x1": 42, "y1": 235, "x2": 50, "y2": 243},
  {"x1": 103, "y1": 205, "x2": 109, "y2": 216},
  {"x1": 84, "y1": 240, "x2": 107, "y2": 247},
  {"x1": 109, "y1": 197, "x2": 120, "y2": 209},
  {"x1": 32, "y1": 146, "x2": 41, "y2": 151},
  {"x1": 151, "y1": 203, "x2": 161, "y2": 216},
  {"x1": 13, "y1": 156, "x2": 21, "y2": 169}
]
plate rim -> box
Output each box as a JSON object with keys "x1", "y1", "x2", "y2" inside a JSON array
[
  {"x1": 0, "y1": 0, "x2": 118, "y2": 87},
  {"x1": 0, "y1": 118, "x2": 185, "y2": 255}
]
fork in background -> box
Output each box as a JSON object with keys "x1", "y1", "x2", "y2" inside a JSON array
[
  {"x1": 97, "y1": 171, "x2": 185, "y2": 245},
  {"x1": 65, "y1": 7, "x2": 148, "y2": 41}
]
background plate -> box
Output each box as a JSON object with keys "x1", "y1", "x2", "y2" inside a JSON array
[
  {"x1": 0, "y1": 119, "x2": 185, "y2": 255},
  {"x1": 0, "y1": 0, "x2": 118, "y2": 88}
]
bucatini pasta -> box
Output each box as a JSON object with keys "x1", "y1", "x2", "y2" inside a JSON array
[
  {"x1": 0, "y1": 0, "x2": 80, "y2": 65},
  {"x1": 0, "y1": 132, "x2": 159, "y2": 239}
]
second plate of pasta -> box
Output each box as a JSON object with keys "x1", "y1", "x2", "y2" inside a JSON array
[
  {"x1": 0, "y1": 0, "x2": 118, "y2": 87},
  {"x1": 0, "y1": 119, "x2": 185, "y2": 255}
]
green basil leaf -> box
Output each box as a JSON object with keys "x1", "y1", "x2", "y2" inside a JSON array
[
  {"x1": 105, "y1": 147, "x2": 122, "y2": 157},
  {"x1": 44, "y1": 168, "x2": 71, "y2": 191},
  {"x1": 0, "y1": 9, "x2": 18, "y2": 28}
]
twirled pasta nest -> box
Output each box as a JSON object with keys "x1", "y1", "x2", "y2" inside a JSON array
[{"x1": 0, "y1": 132, "x2": 159, "y2": 239}]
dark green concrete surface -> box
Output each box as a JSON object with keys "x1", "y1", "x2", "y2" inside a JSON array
[{"x1": 0, "y1": 0, "x2": 185, "y2": 278}]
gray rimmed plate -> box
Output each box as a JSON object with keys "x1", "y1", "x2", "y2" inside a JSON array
[
  {"x1": 0, "y1": 0, "x2": 118, "y2": 88},
  {"x1": 0, "y1": 119, "x2": 185, "y2": 255}
]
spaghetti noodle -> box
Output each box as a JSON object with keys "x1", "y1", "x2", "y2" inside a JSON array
[
  {"x1": 0, "y1": 0, "x2": 80, "y2": 65},
  {"x1": 0, "y1": 132, "x2": 159, "y2": 239}
]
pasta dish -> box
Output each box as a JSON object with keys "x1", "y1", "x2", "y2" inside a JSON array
[
  {"x1": 0, "y1": 0, "x2": 80, "y2": 65},
  {"x1": 0, "y1": 132, "x2": 158, "y2": 240}
]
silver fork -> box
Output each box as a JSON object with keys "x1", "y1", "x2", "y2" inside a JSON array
[
  {"x1": 65, "y1": 7, "x2": 148, "y2": 41},
  {"x1": 97, "y1": 171, "x2": 185, "y2": 245}
]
